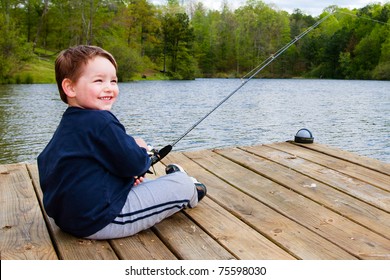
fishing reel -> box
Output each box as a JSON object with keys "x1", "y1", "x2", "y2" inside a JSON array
[
  {"x1": 147, "y1": 144, "x2": 172, "y2": 166},
  {"x1": 137, "y1": 144, "x2": 172, "y2": 177},
  {"x1": 147, "y1": 144, "x2": 158, "y2": 157}
]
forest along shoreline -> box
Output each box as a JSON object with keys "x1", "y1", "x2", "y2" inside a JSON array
[{"x1": 1, "y1": 1, "x2": 389, "y2": 84}]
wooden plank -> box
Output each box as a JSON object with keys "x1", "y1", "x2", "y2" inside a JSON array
[
  {"x1": 259, "y1": 143, "x2": 390, "y2": 213},
  {"x1": 107, "y1": 162, "x2": 177, "y2": 260},
  {"x1": 2, "y1": 140, "x2": 387, "y2": 261},
  {"x1": 290, "y1": 142, "x2": 390, "y2": 176},
  {"x1": 27, "y1": 164, "x2": 118, "y2": 260},
  {"x1": 240, "y1": 145, "x2": 390, "y2": 238},
  {"x1": 163, "y1": 154, "x2": 296, "y2": 260},
  {"x1": 270, "y1": 142, "x2": 390, "y2": 192},
  {"x1": 29, "y1": 163, "x2": 184, "y2": 260},
  {"x1": 0, "y1": 164, "x2": 57, "y2": 260},
  {"x1": 153, "y1": 212, "x2": 235, "y2": 260},
  {"x1": 109, "y1": 229, "x2": 177, "y2": 260},
  {"x1": 105, "y1": 162, "x2": 180, "y2": 260},
  {"x1": 211, "y1": 148, "x2": 390, "y2": 259},
  {"x1": 170, "y1": 151, "x2": 357, "y2": 259},
  {"x1": 146, "y1": 162, "x2": 167, "y2": 179},
  {"x1": 142, "y1": 162, "x2": 235, "y2": 260},
  {"x1": 186, "y1": 197, "x2": 295, "y2": 260}
]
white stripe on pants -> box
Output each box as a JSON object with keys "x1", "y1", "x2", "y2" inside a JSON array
[{"x1": 86, "y1": 172, "x2": 198, "y2": 239}]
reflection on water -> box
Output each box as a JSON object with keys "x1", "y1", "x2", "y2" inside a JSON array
[{"x1": 0, "y1": 79, "x2": 389, "y2": 164}]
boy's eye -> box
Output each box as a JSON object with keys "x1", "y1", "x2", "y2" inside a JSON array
[
  {"x1": 111, "y1": 80, "x2": 118, "y2": 84},
  {"x1": 94, "y1": 79, "x2": 103, "y2": 83}
]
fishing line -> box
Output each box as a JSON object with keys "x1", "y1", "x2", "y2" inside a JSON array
[
  {"x1": 149, "y1": 12, "x2": 334, "y2": 165},
  {"x1": 151, "y1": 8, "x2": 389, "y2": 165},
  {"x1": 243, "y1": 9, "x2": 390, "y2": 82},
  {"x1": 337, "y1": 11, "x2": 390, "y2": 26},
  {"x1": 173, "y1": 13, "x2": 333, "y2": 146},
  {"x1": 241, "y1": 13, "x2": 332, "y2": 80}
]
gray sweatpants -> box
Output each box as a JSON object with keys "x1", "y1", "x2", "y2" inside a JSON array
[{"x1": 86, "y1": 171, "x2": 198, "y2": 239}]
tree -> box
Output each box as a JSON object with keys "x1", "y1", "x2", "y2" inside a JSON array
[
  {"x1": 191, "y1": 2, "x2": 215, "y2": 76},
  {"x1": 353, "y1": 25, "x2": 383, "y2": 79},
  {"x1": 1, "y1": 0, "x2": 390, "y2": 82},
  {"x1": 0, "y1": 13, "x2": 33, "y2": 83},
  {"x1": 321, "y1": 27, "x2": 352, "y2": 78},
  {"x1": 125, "y1": 0, "x2": 160, "y2": 57},
  {"x1": 234, "y1": 0, "x2": 290, "y2": 77},
  {"x1": 33, "y1": 0, "x2": 49, "y2": 50},
  {"x1": 373, "y1": 25, "x2": 390, "y2": 80},
  {"x1": 288, "y1": 9, "x2": 315, "y2": 75},
  {"x1": 161, "y1": 11, "x2": 196, "y2": 79},
  {"x1": 216, "y1": 3, "x2": 236, "y2": 74}
]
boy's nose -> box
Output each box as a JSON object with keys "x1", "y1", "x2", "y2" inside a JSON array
[{"x1": 103, "y1": 84, "x2": 113, "y2": 92}]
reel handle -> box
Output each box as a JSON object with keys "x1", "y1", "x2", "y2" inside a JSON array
[{"x1": 149, "y1": 145, "x2": 172, "y2": 166}]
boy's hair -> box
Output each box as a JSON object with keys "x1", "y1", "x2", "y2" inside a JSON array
[{"x1": 55, "y1": 45, "x2": 118, "y2": 104}]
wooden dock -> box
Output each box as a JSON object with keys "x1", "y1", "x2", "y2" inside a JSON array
[{"x1": 1, "y1": 141, "x2": 389, "y2": 260}]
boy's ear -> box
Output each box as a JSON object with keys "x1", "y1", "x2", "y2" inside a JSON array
[{"x1": 62, "y1": 78, "x2": 76, "y2": 98}]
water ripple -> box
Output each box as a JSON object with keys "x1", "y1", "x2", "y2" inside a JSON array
[{"x1": 0, "y1": 79, "x2": 389, "y2": 164}]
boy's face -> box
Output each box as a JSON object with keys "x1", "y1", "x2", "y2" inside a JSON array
[{"x1": 66, "y1": 56, "x2": 118, "y2": 111}]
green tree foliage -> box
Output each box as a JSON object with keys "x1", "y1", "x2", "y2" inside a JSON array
[
  {"x1": 374, "y1": 35, "x2": 390, "y2": 79},
  {"x1": 307, "y1": 3, "x2": 390, "y2": 80},
  {"x1": 0, "y1": 12, "x2": 33, "y2": 83},
  {"x1": 191, "y1": 3, "x2": 215, "y2": 76},
  {"x1": 161, "y1": 10, "x2": 196, "y2": 79},
  {"x1": 0, "y1": 0, "x2": 389, "y2": 82},
  {"x1": 234, "y1": 0, "x2": 291, "y2": 77}
]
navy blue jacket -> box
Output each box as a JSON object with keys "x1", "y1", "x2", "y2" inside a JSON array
[{"x1": 37, "y1": 107, "x2": 151, "y2": 237}]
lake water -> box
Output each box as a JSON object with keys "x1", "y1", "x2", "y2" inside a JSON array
[{"x1": 0, "y1": 79, "x2": 389, "y2": 164}]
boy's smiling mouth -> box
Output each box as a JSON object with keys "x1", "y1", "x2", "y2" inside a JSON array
[{"x1": 99, "y1": 97, "x2": 113, "y2": 101}]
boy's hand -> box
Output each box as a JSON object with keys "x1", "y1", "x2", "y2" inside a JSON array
[{"x1": 133, "y1": 176, "x2": 144, "y2": 186}]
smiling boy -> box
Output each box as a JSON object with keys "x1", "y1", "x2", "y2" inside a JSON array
[{"x1": 37, "y1": 45, "x2": 206, "y2": 239}]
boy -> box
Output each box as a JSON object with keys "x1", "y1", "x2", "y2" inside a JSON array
[{"x1": 37, "y1": 45, "x2": 206, "y2": 239}]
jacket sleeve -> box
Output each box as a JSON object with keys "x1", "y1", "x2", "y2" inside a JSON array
[{"x1": 94, "y1": 119, "x2": 151, "y2": 178}]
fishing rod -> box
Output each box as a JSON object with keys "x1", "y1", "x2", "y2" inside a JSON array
[
  {"x1": 149, "y1": 11, "x2": 334, "y2": 165},
  {"x1": 337, "y1": 10, "x2": 390, "y2": 26}
]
